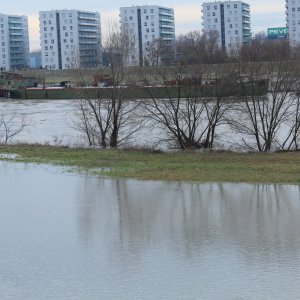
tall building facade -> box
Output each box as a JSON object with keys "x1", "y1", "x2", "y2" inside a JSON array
[
  {"x1": 120, "y1": 5, "x2": 175, "y2": 66},
  {"x1": 0, "y1": 14, "x2": 29, "y2": 71},
  {"x1": 286, "y1": 0, "x2": 300, "y2": 46},
  {"x1": 202, "y1": 1, "x2": 251, "y2": 50},
  {"x1": 39, "y1": 10, "x2": 102, "y2": 70}
]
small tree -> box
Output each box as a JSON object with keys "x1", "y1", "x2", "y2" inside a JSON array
[{"x1": 0, "y1": 113, "x2": 28, "y2": 144}]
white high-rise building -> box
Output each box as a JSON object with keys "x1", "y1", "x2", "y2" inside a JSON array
[
  {"x1": 0, "y1": 13, "x2": 29, "y2": 71},
  {"x1": 286, "y1": 0, "x2": 300, "y2": 46},
  {"x1": 202, "y1": 1, "x2": 251, "y2": 50},
  {"x1": 39, "y1": 10, "x2": 102, "y2": 70},
  {"x1": 120, "y1": 5, "x2": 175, "y2": 66}
]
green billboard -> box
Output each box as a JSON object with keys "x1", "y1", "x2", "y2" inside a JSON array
[{"x1": 267, "y1": 27, "x2": 288, "y2": 39}]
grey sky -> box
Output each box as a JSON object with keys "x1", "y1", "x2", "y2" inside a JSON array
[{"x1": 1, "y1": 0, "x2": 286, "y2": 50}]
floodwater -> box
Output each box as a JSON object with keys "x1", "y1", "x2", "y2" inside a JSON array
[
  {"x1": 0, "y1": 99, "x2": 79, "y2": 145},
  {"x1": 1, "y1": 161, "x2": 300, "y2": 299},
  {"x1": 0, "y1": 99, "x2": 161, "y2": 147},
  {"x1": 0, "y1": 98, "x2": 293, "y2": 150}
]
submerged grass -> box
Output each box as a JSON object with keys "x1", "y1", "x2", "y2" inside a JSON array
[{"x1": 0, "y1": 144, "x2": 299, "y2": 184}]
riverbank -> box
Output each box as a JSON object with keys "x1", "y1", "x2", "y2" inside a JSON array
[{"x1": 0, "y1": 145, "x2": 299, "y2": 184}]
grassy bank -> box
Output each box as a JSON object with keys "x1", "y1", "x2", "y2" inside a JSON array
[{"x1": 0, "y1": 145, "x2": 299, "y2": 184}]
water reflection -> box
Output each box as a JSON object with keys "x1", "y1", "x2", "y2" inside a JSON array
[
  {"x1": 76, "y1": 179, "x2": 300, "y2": 260},
  {"x1": 1, "y1": 162, "x2": 300, "y2": 299}
]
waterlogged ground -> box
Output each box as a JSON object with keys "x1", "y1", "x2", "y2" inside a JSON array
[{"x1": 0, "y1": 161, "x2": 300, "y2": 299}]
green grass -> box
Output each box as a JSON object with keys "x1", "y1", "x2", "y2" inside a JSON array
[{"x1": 0, "y1": 144, "x2": 300, "y2": 184}]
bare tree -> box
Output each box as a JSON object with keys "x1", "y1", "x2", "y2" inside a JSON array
[
  {"x1": 76, "y1": 22, "x2": 142, "y2": 148},
  {"x1": 281, "y1": 89, "x2": 300, "y2": 151},
  {"x1": 176, "y1": 30, "x2": 227, "y2": 65},
  {"x1": 140, "y1": 63, "x2": 235, "y2": 150},
  {"x1": 235, "y1": 37, "x2": 291, "y2": 63},
  {"x1": 227, "y1": 60, "x2": 298, "y2": 152},
  {"x1": 0, "y1": 113, "x2": 28, "y2": 144}
]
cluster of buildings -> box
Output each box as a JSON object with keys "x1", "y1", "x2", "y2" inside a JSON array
[{"x1": 0, "y1": 1, "x2": 299, "y2": 71}]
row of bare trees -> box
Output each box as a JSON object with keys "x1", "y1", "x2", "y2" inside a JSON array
[
  {"x1": 76, "y1": 59, "x2": 300, "y2": 152},
  {"x1": 75, "y1": 25, "x2": 300, "y2": 152}
]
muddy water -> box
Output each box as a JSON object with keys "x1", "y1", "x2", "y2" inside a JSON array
[
  {"x1": 0, "y1": 99, "x2": 78, "y2": 145},
  {"x1": 0, "y1": 161, "x2": 300, "y2": 299}
]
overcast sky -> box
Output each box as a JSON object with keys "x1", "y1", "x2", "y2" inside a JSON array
[{"x1": 1, "y1": 0, "x2": 286, "y2": 51}]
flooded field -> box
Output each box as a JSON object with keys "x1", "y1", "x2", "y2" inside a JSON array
[{"x1": 0, "y1": 161, "x2": 300, "y2": 299}]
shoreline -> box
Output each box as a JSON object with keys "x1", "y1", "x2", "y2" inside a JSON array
[{"x1": 0, "y1": 144, "x2": 299, "y2": 184}]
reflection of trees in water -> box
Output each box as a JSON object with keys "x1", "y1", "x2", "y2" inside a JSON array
[
  {"x1": 76, "y1": 178, "x2": 300, "y2": 261},
  {"x1": 217, "y1": 184, "x2": 300, "y2": 260}
]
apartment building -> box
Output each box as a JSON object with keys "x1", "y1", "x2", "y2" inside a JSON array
[
  {"x1": 0, "y1": 13, "x2": 29, "y2": 71},
  {"x1": 202, "y1": 1, "x2": 251, "y2": 50},
  {"x1": 286, "y1": 0, "x2": 300, "y2": 46},
  {"x1": 120, "y1": 5, "x2": 175, "y2": 66},
  {"x1": 39, "y1": 10, "x2": 102, "y2": 70}
]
